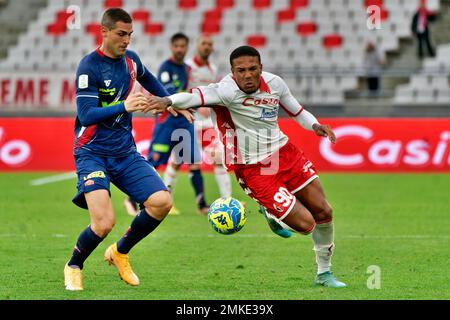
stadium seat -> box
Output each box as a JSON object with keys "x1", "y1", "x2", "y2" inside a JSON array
[
  {"x1": 322, "y1": 34, "x2": 343, "y2": 49},
  {"x1": 365, "y1": 0, "x2": 383, "y2": 7},
  {"x1": 247, "y1": 34, "x2": 266, "y2": 48},
  {"x1": 201, "y1": 21, "x2": 221, "y2": 35},
  {"x1": 253, "y1": 0, "x2": 271, "y2": 10},
  {"x1": 132, "y1": 9, "x2": 151, "y2": 23},
  {"x1": 144, "y1": 23, "x2": 164, "y2": 36},
  {"x1": 296, "y1": 22, "x2": 317, "y2": 37},
  {"x1": 86, "y1": 23, "x2": 102, "y2": 46},
  {"x1": 104, "y1": 0, "x2": 123, "y2": 8},
  {"x1": 290, "y1": 0, "x2": 309, "y2": 9},
  {"x1": 204, "y1": 9, "x2": 222, "y2": 21},
  {"x1": 179, "y1": 0, "x2": 197, "y2": 10},
  {"x1": 216, "y1": 0, "x2": 234, "y2": 10},
  {"x1": 277, "y1": 8, "x2": 296, "y2": 22}
]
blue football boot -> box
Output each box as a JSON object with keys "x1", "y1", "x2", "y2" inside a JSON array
[
  {"x1": 314, "y1": 271, "x2": 347, "y2": 288},
  {"x1": 258, "y1": 205, "x2": 292, "y2": 238}
]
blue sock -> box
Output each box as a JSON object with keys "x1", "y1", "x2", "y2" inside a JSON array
[
  {"x1": 189, "y1": 169, "x2": 207, "y2": 208},
  {"x1": 68, "y1": 226, "x2": 104, "y2": 270},
  {"x1": 116, "y1": 209, "x2": 162, "y2": 254}
]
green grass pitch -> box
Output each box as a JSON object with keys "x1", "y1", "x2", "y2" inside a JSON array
[{"x1": 0, "y1": 172, "x2": 449, "y2": 300}]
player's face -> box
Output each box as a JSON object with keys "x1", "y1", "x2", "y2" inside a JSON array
[
  {"x1": 197, "y1": 37, "x2": 213, "y2": 60},
  {"x1": 103, "y1": 21, "x2": 133, "y2": 58},
  {"x1": 171, "y1": 39, "x2": 188, "y2": 63},
  {"x1": 231, "y1": 56, "x2": 262, "y2": 94}
]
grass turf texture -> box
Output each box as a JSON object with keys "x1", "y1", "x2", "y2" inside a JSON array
[{"x1": 0, "y1": 172, "x2": 449, "y2": 300}]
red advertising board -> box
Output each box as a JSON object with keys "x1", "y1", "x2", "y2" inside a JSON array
[{"x1": 0, "y1": 117, "x2": 449, "y2": 172}]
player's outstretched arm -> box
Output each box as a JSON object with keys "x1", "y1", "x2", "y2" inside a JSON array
[
  {"x1": 143, "y1": 92, "x2": 204, "y2": 114},
  {"x1": 312, "y1": 123, "x2": 336, "y2": 144},
  {"x1": 293, "y1": 110, "x2": 336, "y2": 144}
]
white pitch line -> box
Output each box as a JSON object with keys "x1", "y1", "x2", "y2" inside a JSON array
[{"x1": 30, "y1": 172, "x2": 76, "y2": 186}]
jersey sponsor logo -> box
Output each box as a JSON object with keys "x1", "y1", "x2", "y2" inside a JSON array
[
  {"x1": 0, "y1": 127, "x2": 31, "y2": 167},
  {"x1": 78, "y1": 74, "x2": 88, "y2": 89},
  {"x1": 320, "y1": 125, "x2": 450, "y2": 167},
  {"x1": 242, "y1": 97, "x2": 280, "y2": 107},
  {"x1": 258, "y1": 107, "x2": 278, "y2": 121},
  {"x1": 83, "y1": 171, "x2": 106, "y2": 180},
  {"x1": 104, "y1": 80, "x2": 111, "y2": 87},
  {"x1": 99, "y1": 88, "x2": 116, "y2": 96}
]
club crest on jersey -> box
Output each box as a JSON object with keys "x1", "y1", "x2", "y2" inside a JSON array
[
  {"x1": 242, "y1": 97, "x2": 280, "y2": 107},
  {"x1": 104, "y1": 80, "x2": 111, "y2": 87}
]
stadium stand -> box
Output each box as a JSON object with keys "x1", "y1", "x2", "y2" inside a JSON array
[{"x1": 0, "y1": 0, "x2": 449, "y2": 109}]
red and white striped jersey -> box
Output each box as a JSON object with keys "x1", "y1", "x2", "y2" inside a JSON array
[{"x1": 192, "y1": 71, "x2": 304, "y2": 166}]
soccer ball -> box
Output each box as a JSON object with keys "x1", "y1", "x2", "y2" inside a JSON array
[{"x1": 208, "y1": 197, "x2": 247, "y2": 235}]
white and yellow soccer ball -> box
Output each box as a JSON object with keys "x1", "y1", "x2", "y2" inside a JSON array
[{"x1": 208, "y1": 197, "x2": 247, "y2": 235}]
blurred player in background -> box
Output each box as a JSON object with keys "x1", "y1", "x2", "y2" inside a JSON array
[
  {"x1": 124, "y1": 33, "x2": 209, "y2": 216},
  {"x1": 172, "y1": 35, "x2": 233, "y2": 201},
  {"x1": 64, "y1": 8, "x2": 192, "y2": 291},
  {"x1": 145, "y1": 46, "x2": 347, "y2": 288}
]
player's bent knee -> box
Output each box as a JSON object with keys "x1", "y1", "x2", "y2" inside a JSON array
[
  {"x1": 316, "y1": 204, "x2": 333, "y2": 224},
  {"x1": 300, "y1": 222, "x2": 316, "y2": 235},
  {"x1": 144, "y1": 191, "x2": 173, "y2": 219},
  {"x1": 91, "y1": 219, "x2": 115, "y2": 237}
]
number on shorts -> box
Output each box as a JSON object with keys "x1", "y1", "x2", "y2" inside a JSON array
[{"x1": 273, "y1": 187, "x2": 294, "y2": 207}]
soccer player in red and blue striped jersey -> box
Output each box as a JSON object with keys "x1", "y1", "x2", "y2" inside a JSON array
[{"x1": 64, "y1": 8, "x2": 193, "y2": 291}]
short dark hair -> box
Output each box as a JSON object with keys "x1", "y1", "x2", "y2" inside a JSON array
[
  {"x1": 101, "y1": 8, "x2": 132, "y2": 29},
  {"x1": 171, "y1": 32, "x2": 189, "y2": 44},
  {"x1": 229, "y1": 46, "x2": 261, "y2": 66}
]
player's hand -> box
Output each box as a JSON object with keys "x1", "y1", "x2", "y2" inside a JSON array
[
  {"x1": 313, "y1": 123, "x2": 336, "y2": 144},
  {"x1": 124, "y1": 92, "x2": 149, "y2": 113},
  {"x1": 142, "y1": 96, "x2": 172, "y2": 114},
  {"x1": 168, "y1": 107, "x2": 196, "y2": 124}
]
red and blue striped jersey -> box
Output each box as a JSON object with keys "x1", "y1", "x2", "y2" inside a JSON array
[{"x1": 74, "y1": 48, "x2": 168, "y2": 157}]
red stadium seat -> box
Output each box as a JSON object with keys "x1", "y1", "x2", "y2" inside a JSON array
[
  {"x1": 179, "y1": 0, "x2": 197, "y2": 10},
  {"x1": 323, "y1": 34, "x2": 343, "y2": 49},
  {"x1": 277, "y1": 8, "x2": 295, "y2": 22},
  {"x1": 56, "y1": 10, "x2": 74, "y2": 23},
  {"x1": 132, "y1": 9, "x2": 151, "y2": 23},
  {"x1": 296, "y1": 22, "x2": 317, "y2": 36},
  {"x1": 253, "y1": 0, "x2": 271, "y2": 10},
  {"x1": 144, "y1": 23, "x2": 164, "y2": 35},
  {"x1": 46, "y1": 10, "x2": 75, "y2": 36},
  {"x1": 86, "y1": 23, "x2": 102, "y2": 46},
  {"x1": 247, "y1": 34, "x2": 266, "y2": 47},
  {"x1": 86, "y1": 23, "x2": 102, "y2": 34},
  {"x1": 216, "y1": 0, "x2": 234, "y2": 9},
  {"x1": 365, "y1": 0, "x2": 383, "y2": 7},
  {"x1": 47, "y1": 23, "x2": 66, "y2": 36},
  {"x1": 204, "y1": 9, "x2": 222, "y2": 21},
  {"x1": 201, "y1": 21, "x2": 221, "y2": 34},
  {"x1": 290, "y1": 0, "x2": 309, "y2": 9},
  {"x1": 380, "y1": 8, "x2": 389, "y2": 20},
  {"x1": 104, "y1": 0, "x2": 123, "y2": 8}
]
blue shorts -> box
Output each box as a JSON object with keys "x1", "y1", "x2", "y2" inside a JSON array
[
  {"x1": 148, "y1": 115, "x2": 201, "y2": 168},
  {"x1": 72, "y1": 152, "x2": 167, "y2": 210}
]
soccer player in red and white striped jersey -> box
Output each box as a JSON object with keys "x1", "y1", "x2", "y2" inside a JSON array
[{"x1": 144, "y1": 46, "x2": 346, "y2": 288}]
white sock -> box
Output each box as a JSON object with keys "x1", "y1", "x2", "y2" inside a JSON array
[
  {"x1": 214, "y1": 165, "x2": 232, "y2": 198},
  {"x1": 311, "y1": 221, "x2": 334, "y2": 275},
  {"x1": 164, "y1": 165, "x2": 178, "y2": 194}
]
